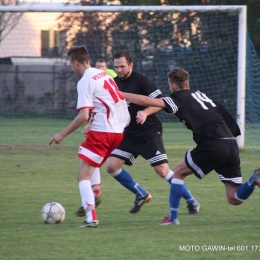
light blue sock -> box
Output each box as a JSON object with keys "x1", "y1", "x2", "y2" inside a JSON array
[
  {"x1": 111, "y1": 168, "x2": 147, "y2": 198},
  {"x1": 169, "y1": 179, "x2": 183, "y2": 221},
  {"x1": 165, "y1": 171, "x2": 196, "y2": 205},
  {"x1": 235, "y1": 176, "x2": 256, "y2": 201}
]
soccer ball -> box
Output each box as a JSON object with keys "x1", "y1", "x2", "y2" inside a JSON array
[{"x1": 41, "y1": 202, "x2": 65, "y2": 224}]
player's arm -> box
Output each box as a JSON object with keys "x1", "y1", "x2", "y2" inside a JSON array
[
  {"x1": 142, "y1": 106, "x2": 162, "y2": 115},
  {"x1": 122, "y1": 92, "x2": 166, "y2": 108},
  {"x1": 49, "y1": 108, "x2": 90, "y2": 145},
  {"x1": 136, "y1": 76, "x2": 163, "y2": 123},
  {"x1": 136, "y1": 106, "x2": 162, "y2": 124}
]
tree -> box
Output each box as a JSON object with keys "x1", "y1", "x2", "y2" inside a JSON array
[
  {"x1": 0, "y1": 0, "x2": 23, "y2": 44},
  {"x1": 118, "y1": 0, "x2": 260, "y2": 57}
]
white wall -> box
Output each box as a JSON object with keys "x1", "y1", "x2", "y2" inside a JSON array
[{"x1": 0, "y1": 12, "x2": 61, "y2": 58}]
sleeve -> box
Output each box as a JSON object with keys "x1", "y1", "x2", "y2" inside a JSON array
[
  {"x1": 76, "y1": 79, "x2": 94, "y2": 111},
  {"x1": 215, "y1": 101, "x2": 241, "y2": 137},
  {"x1": 162, "y1": 96, "x2": 179, "y2": 114},
  {"x1": 141, "y1": 75, "x2": 162, "y2": 99}
]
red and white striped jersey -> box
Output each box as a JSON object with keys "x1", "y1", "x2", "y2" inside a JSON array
[{"x1": 77, "y1": 68, "x2": 130, "y2": 133}]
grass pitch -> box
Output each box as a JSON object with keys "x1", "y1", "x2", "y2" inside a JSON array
[{"x1": 0, "y1": 118, "x2": 260, "y2": 259}]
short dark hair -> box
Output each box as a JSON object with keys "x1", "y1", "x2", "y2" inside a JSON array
[
  {"x1": 113, "y1": 51, "x2": 133, "y2": 64},
  {"x1": 167, "y1": 68, "x2": 189, "y2": 89},
  {"x1": 67, "y1": 45, "x2": 90, "y2": 64},
  {"x1": 96, "y1": 59, "x2": 107, "y2": 64}
]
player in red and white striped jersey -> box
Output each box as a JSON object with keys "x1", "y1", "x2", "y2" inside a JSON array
[{"x1": 49, "y1": 45, "x2": 130, "y2": 228}]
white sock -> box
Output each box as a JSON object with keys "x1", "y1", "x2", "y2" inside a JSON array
[
  {"x1": 91, "y1": 167, "x2": 101, "y2": 186},
  {"x1": 90, "y1": 168, "x2": 101, "y2": 196},
  {"x1": 164, "y1": 170, "x2": 174, "y2": 181},
  {"x1": 79, "y1": 180, "x2": 95, "y2": 208},
  {"x1": 79, "y1": 180, "x2": 97, "y2": 222}
]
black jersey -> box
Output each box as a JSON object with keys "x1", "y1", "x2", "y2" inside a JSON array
[
  {"x1": 162, "y1": 89, "x2": 240, "y2": 144},
  {"x1": 114, "y1": 70, "x2": 162, "y2": 142}
]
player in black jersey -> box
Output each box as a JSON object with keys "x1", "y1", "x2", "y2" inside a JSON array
[
  {"x1": 122, "y1": 68, "x2": 260, "y2": 225},
  {"x1": 106, "y1": 51, "x2": 199, "y2": 214}
]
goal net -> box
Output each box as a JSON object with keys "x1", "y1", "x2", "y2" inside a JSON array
[{"x1": 0, "y1": 5, "x2": 259, "y2": 150}]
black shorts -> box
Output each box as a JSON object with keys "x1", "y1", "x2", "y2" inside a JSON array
[
  {"x1": 110, "y1": 130, "x2": 168, "y2": 167},
  {"x1": 185, "y1": 138, "x2": 242, "y2": 185}
]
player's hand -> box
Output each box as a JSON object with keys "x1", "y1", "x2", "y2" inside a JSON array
[
  {"x1": 136, "y1": 111, "x2": 147, "y2": 124},
  {"x1": 82, "y1": 124, "x2": 91, "y2": 137},
  {"x1": 49, "y1": 133, "x2": 64, "y2": 145}
]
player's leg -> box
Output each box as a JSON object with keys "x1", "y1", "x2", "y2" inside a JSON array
[
  {"x1": 224, "y1": 183, "x2": 243, "y2": 205},
  {"x1": 75, "y1": 167, "x2": 102, "y2": 217},
  {"x1": 162, "y1": 141, "x2": 223, "y2": 226},
  {"x1": 143, "y1": 133, "x2": 200, "y2": 214},
  {"x1": 77, "y1": 131, "x2": 122, "y2": 227},
  {"x1": 78, "y1": 160, "x2": 99, "y2": 228},
  {"x1": 216, "y1": 139, "x2": 259, "y2": 204},
  {"x1": 160, "y1": 158, "x2": 193, "y2": 225},
  {"x1": 106, "y1": 156, "x2": 152, "y2": 213},
  {"x1": 155, "y1": 163, "x2": 200, "y2": 214},
  {"x1": 106, "y1": 140, "x2": 151, "y2": 213},
  {"x1": 225, "y1": 169, "x2": 260, "y2": 204},
  {"x1": 91, "y1": 167, "x2": 102, "y2": 206}
]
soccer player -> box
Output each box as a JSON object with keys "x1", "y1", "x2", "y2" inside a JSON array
[
  {"x1": 81, "y1": 58, "x2": 116, "y2": 207},
  {"x1": 49, "y1": 45, "x2": 130, "y2": 228},
  {"x1": 71, "y1": 60, "x2": 115, "y2": 212},
  {"x1": 121, "y1": 67, "x2": 260, "y2": 225},
  {"x1": 95, "y1": 59, "x2": 117, "y2": 78},
  {"x1": 106, "y1": 51, "x2": 199, "y2": 214}
]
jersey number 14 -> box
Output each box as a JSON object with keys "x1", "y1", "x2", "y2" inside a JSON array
[{"x1": 191, "y1": 91, "x2": 216, "y2": 110}]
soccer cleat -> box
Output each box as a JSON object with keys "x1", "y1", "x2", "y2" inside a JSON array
[
  {"x1": 94, "y1": 194, "x2": 102, "y2": 208},
  {"x1": 187, "y1": 201, "x2": 200, "y2": 215},
  {"x1": 75, "y1": 194, "x2": 102, "y2": 217},
  {"x1": 79, "y1": 220, "x2": 99, "y2": 228},
  {"x1": 159, "y1": 216, "x2": 180, "y2": 226},
  {"x1": 129, "y1": 192, "x2": 152, "y2": 213},
  {"x1": 252, "y1": 169, "x2": 260, "y2": 187},
  {"x1": 75, "y1": 206, "x2": 86, "y2": 217}
]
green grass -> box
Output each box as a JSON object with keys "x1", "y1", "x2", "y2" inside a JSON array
[
  {"x1": 0, "y1": 118, "x2": 259, "y2": 150},
  {"x1": 1, "y1": 118, "x2": 260, "y2": 259},
  {"x1": 0, "y1": 118, "x2": 83, "y2": 147},
  {"x1": 3, "y1": 117, "x2": 194, "y2": 147}
]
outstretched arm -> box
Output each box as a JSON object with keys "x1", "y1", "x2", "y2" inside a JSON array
[
  {"x1": 49, "y1": 107, "x2": 90, "y2": 145},
  {"x1": 122, "y1": 92, "x2": 166, "y2": 108},
  {"x1": 142, "y1": 106, "x2": 162, "y2": 115}
]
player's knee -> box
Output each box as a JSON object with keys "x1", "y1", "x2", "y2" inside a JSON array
[
  {"x1": 106, "y1": 162, "x2": 122, "y2": 174},
  {"x1": 106, "y1": 157, "x2": 125, "y2": 174},
  {"x1": 106, "y1": 164, "x2": 115, "y2": 174},
  {"x1": 106, "y1": 158, "x2": 117, "y2": 173},
  {"x1": 227, "y1": 197, "x2": 243, "y2": 205},
  {"x1": 153, "y1": 164, "x2": 170, "y2": 178}
]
